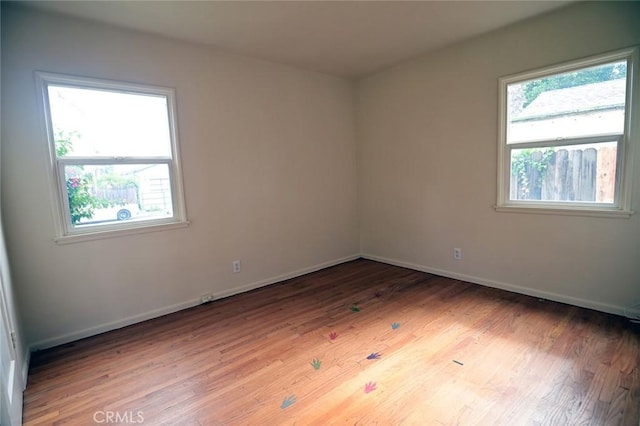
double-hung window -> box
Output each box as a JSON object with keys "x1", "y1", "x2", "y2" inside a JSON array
[
  {"x1": 37, "y1": 72, "x2": 188, "y2": 242},
  {"x1": 496, "y1": 47, "x2": 637, "y2": 217}
]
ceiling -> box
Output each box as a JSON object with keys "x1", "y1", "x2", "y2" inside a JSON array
[{"x1": 22, "y1": 1, "x2": 573, "y2": 78}]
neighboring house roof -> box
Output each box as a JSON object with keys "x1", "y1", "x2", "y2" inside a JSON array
[{"x1": 514, "y1": 78, "x2": 626, "y2": 121}]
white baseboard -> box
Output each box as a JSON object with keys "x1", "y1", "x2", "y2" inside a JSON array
[
  {"x1": 29, "y1": 252, "x2": 633, "y2": 353},
  {"x1": 212, "y1": 254, "x2": 360, "y2": 301},
  {"x1": 30, "y1": 298, "x2": 200, "y2": 351},
  {"x1": 21, "y1": 350, "x2": 30, "y2": 390},
  {"x1": 361, "y1": 253, "x2": 629, "y2": 317},
  {"x1": 624, "y1": 304, "x2": 640, "y2": 319},
  {"x1": 29, "y1": 254, "x2": 360, "y2": 352}
]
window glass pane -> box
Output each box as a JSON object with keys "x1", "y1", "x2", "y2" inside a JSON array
[
  {"x1": 48, "y1": 85, "x2": 172, "y2": 157},
  {"x1": 509, "y1": 141, "x2": 617, "y2": 203},
  {"x1": 507, "y1": 61, "x2": 627, "y2": 144},
  {"x1": 64, "y1": 163, "x2": 173, "y2": 227}
]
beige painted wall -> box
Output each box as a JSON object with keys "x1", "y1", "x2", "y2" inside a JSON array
[
  {"x1": 2, "y1": 1, "x2": 640, "y2": 351},
  {"x1": 0, "y1": 6, "x2": 28, "y2": 419},
  {"x1": 1, "y1": 5, "x2": 359, "y2": 348},
  {"x1": 357, "y1": 2, "x2": 640, "y2": 314}
]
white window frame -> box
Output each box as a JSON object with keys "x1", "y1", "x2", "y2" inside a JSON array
[
  {"x1": 496, "y1": 47, "x2": 638, "y2": 218},
  {"x1": 36, "y1": 72, "x2": 189, "y2": 243}
]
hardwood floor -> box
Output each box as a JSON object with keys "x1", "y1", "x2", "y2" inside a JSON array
[{"x1": 23, "y1": 259, "x2": 640, "y2": 425}]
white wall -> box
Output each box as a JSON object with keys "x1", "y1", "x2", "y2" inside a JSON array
[
  {"x1": 0, "y1": 216, "x2": 26, "y2": 426},
  {"x1": 357, "y1": 2, "x2": 640, "y2": 315},
  {"x1": 1, "y1": 5, "x2": 359, "y2": 348},
  {"x1": 0, "y1": 6, "x2": 27, "y2": 420},
  {"x1": 3, "y1": 1, "x2": 640, "y2": 353}
]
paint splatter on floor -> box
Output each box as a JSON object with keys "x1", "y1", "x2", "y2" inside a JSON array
[
  {"x1": 329, "y1": 332, "x2": 338, "y2": 340},
  {"x1": 366, "y1": 352, "x2": 381, "y2": 360},
  {"x1": 311, "y1": 359, "x2": 321, "y2": 370},
  {"x1": 391, "y1": 322, "x2": 400, "y2": 330},
  {"x1": 364, "y1": 382, "x2": 377, "y2": 393},
  {"x1": 350, "y1": 304, "x2": 360, "y2": 312},
  {"x1": 280, "y1": 395, "x2": 296, "y2": 409}
]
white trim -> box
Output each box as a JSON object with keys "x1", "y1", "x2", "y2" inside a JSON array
[
  {"x1": 506, "y1": 133, "x2": 622, "y2": 149},
  {"x1": 34, "y1": 71, "x2": 189, "y2": 240},
  {"x1": 21, "y1": 350, "x2": 30, "y2": 390},
  {"x1": 497, "y1": 73, "x2": 508, "y2": 206},
  {"x1": 212, "y1": 254, "x2": 360, "y2": 301},
  {"x1": 361, "y1": 253, "x2": 630, "y2": 317},
  {"x1": 494, "y1": 205, "x2": 633, "y2": 218},
  {"x1": 29, "y1": 254, "x2": 359, "y2": 350},
  {"x1": 27, "y1": 252, "x2": 637, "y2": 351},
  {"x1": 30, "y1": 298, "x2": 200, "y2": 351},
  {"x1": 624, "y1": 303, "x2": 640, "y2": 319},
  {"x1": 166, "y1": 83, "x2": 188, "y2": 225},
  {"x1": 499, "y1": 47, "x2": 637, "y2": 88},
  {"x1": 496, "y1": 46, "x2": 638, "y2": 215},
  {"x1": 34, "y1": 71, "x2": 174, "y2": 98},
  {"x1": 59, "y1": 157, "x2": 173, "y2": 165},
  {"x1": 624, "y1": 44, "x2": 640, "y2": 217},
  {"x1": 54, "y1": 220, "x2": 190, "y2": 245}
]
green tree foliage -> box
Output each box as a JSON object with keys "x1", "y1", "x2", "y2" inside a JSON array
[
  {"x1": 55, "y1": 130, "x2": 109, "y2": 224},
  {"x1": 95, "y1": 167, "x2": 138, "y2": 193},
  {"x1": 522, "y1": 63, "x2": 626, "y2": 107},
  {"x1": 54, "y1": 129, "x2": 79, "y2": 157},
  {"x1": 512, "y1": 148, "x2": 555, "y2": 200},
  {"x1": 66, "y1": 176, "x2": 108, "y2": 224}
]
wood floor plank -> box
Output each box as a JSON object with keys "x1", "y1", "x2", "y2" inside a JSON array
[{"x1": 23, "y1": 259, "x2": 640, "y2": 425}]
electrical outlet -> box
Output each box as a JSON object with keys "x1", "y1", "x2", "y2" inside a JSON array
[
  {"x1": 201, "y1": 294, "x2": 214, "y2": 304},
  {"x1": 453, "y1": 248, "x2": 462, "y2": 261},
  {"x1": 232, "y1": 260, "x2": 241, "y2": 273}
]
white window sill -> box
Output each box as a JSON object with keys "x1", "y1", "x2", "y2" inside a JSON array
[
  {"x1": 494, "y1": 205, "x2": 633, "y2": 219},
  {"x1": 54, "y1": 220, "x2": 190, "y2": 245}
]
